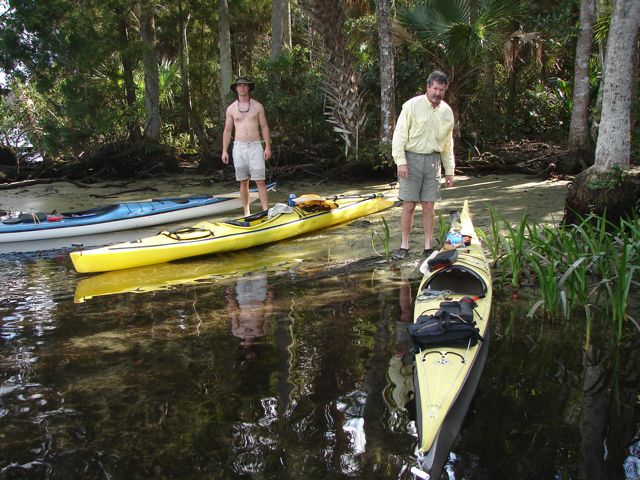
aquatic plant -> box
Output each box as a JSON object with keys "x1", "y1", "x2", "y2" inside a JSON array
[
  {"x1": 486, "y1": 206, "x2": 639, "y2": 347},
  {"x1": 476, "y1": 206, "x2": 503, "y2": 268},
  {"x1": 371, "y1": 216, "x2": 392, "y2": 261},
  {"x1": 499, "y1": 211, "x2": 531, "y2": 290},
  {"x1": 437, "y1": 212, "x2": 448, "y2": 246}
]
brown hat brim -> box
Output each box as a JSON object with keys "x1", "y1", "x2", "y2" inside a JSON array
[{"x1": 230, "y1": 78, "x2": 255, "y2": 92}]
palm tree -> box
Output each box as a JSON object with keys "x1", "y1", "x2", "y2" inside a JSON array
[
  {"x1": 398, "y1": 0, "x2": 524, "y2": 125},
  {"x1": 303, "y1": 0, "x2": 367, "y2": 159}
]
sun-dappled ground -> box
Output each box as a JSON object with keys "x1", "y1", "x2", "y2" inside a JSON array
[{"x1": 0, "y1": 173, "x2": 570, "y2": 261}]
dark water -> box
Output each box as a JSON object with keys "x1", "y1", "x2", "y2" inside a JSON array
[{"x1": 1, "y1": 245, "x2": 638, "y2": 480}]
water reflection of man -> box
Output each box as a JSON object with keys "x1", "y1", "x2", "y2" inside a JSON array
[
  {"x1": 387, "y1": 277, "x2": 416, "y2": 419},
  {"x1": 226, "y1": 272, "x2": 273, "y2": 362}
]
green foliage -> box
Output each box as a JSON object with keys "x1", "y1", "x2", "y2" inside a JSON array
[
  {"x1": 371, "y1": 216, "x2": 392, "y2": 261},
  {"x1": 254, "y1": 47, "x2": 333, "y2": 146},
  {"x1": 587, "y1": 166, "x2": 628, "y2": 191},
  {"x1": 485, "y1": 207, "x2": 640, "y2": 347}
]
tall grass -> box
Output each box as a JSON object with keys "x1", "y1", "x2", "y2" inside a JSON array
[
  {"x1": 371, "y1": 216, "x2": 392, "y2": 261},
  {"x1": 437, "y1": 212, "x2": 448, "y2": 246},
  {"x1": 476, "y1": 207, "x2": 502, "y2": 267},
  {"x1": 483, "y1": 206, "x2": 639, "y2": 347}
]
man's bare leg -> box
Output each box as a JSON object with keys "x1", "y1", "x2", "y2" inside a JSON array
[
  {"x1": 240, "y1": 180, "x2": 251, "y2": 216},
  {"x1": 256, "y1": 180, "x2": 269, "y2": 211},
  {"x1": 400, "y1": 201, "x2": 417, "y2": 250},
  {"x1": 421, "y1": 201, "x2": 435, "y2": 250}
]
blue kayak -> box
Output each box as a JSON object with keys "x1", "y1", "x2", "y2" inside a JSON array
[{"x1": 0, "y1": 182, "x2": 276, "y2": 243}]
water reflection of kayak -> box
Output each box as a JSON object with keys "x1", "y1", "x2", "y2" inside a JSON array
[
  {"x1": 73, "y1": 249, "x2": 303, "y2": 303},
  {"x1": 0, "y1": 183, "x2": 273, "y2": 243},
  {"x1": 410, "y1": 200, "x2": 493, "y2": 480},
  {"x1": 70, "y1": 193, "x2": 394, "y2": 274}
]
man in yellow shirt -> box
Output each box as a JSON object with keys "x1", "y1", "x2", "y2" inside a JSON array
[{"x1": 391, "y1": 70, "x2": 455, "y2": 260}]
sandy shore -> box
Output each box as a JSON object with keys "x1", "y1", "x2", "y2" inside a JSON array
[
  {"x1": 1, "y1": 173, "x2": 570, "y2": 221},
  {"x1": 0, "y1": 173, "x2": 571, "y2": 257}
]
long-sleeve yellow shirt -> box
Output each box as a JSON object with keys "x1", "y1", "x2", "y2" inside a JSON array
[{"x1": 391, "y1": 95, "x2": 455, "y2": 175}]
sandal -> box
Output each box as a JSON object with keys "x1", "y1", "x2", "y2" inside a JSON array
[{"x1": 392, "y1": 248, "x2": 410, "y2": 260}]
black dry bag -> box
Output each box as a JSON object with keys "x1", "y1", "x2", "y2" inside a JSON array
[{"x1": 407, "y1": 297, "x2": 482, "y2": 348}]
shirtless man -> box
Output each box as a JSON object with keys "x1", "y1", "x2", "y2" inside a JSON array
[{"x1": 221, "y1": 76, "x2": 272, "y2": 216}]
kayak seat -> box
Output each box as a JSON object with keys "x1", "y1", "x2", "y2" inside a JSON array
[
  {"x1": 423, "y1": 265, "x2": 487, "y2": 297},
  {"x1": 225, "y1": 210, "x2": 269, "y2": 227},
  {"x1": 161, "y1": 226, "x2": 214, "y2": 240},
  {"x1": 62, "y1": 204, "x2": 120, "y2": 217}
]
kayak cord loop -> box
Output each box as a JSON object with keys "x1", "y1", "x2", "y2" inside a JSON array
[{"x1": 160, "y1": 226, "x2": 215, "y2": 240}]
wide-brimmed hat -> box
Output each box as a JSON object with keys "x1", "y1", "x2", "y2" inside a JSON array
[{"x1": 230, "y1": 76, "x2": 255, "y2": 92}]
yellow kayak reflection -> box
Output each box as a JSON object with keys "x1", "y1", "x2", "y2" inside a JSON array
[{"x1": 74, "y1": 249, "x2": 305, "y2": 303}]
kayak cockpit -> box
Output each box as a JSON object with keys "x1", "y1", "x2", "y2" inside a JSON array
[{"x1": 422, "y1": 265, "x2": 488, "y2": 297}]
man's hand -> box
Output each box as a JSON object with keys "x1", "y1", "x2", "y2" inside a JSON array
[
  {"x1": 221, "y1": 152, "x2": 229, "y2": 165},
  {"x1": 444, "y1": 175, "x2": 454, "y2": 187},
  {"x1": 264, "y1": 145, "x2": 272, "y2": 161},
  {"x1": 397, "y1": 164, "x2": 409, "y2": 179}
]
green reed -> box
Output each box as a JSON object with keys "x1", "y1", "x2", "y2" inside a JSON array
[
  {"x1": 476, "y1": 207, "x2": 502, "y2": 267},
  {"x1": 437, "y1": 212, "x2": 448, "y2": 246},
  {"x1": 371, "y1": 216, "x2": 392, "y2": 261},
  {"x1": 499, "y1": 211, "x2": 531, "y2": 290},
  {"x1": 525, "y1": 252, "x2": 566, "y2": 319},
  {"x1": 485, "y1": 207, "x2": 639, "y2": 347},
  {"x1": 603, "y1": 241, "x2": 638, "y2": 344}
]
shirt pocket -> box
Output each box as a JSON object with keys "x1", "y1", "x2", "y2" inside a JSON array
[{"x1": 435, "y1": 116, "x2": 453, "y2": 141}]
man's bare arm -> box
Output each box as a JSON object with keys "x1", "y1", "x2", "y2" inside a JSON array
[
  {"x1": 258, "y1": 107, "x2": 272, "y2": 160},
  {"x1": 221, "y1": 107, "x2": 234, "y2": 164}
]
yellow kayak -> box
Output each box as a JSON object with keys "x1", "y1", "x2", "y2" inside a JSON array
[
  {"x1": 70, "y1": 193, "x2": 394, "y2": 273},
  {"x1": 410, "y1": 200, "x2": 492, "y2": 479}
]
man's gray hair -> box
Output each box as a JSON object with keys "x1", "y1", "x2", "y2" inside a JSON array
[{"x1": 427, "y1": 70, "x2": 449, "y2": 87}]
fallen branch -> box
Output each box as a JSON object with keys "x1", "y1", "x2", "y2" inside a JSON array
[
  {"x1": 0, "y1": 177, "x2": 93, "y2": 190},
  {"x1": 90, "y1": 187, "x2": 159, "y2": 199}
]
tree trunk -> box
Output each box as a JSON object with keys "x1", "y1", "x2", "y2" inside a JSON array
[
  {"x1": 178, "y1": 0, "x2": 194, "y2": 145},
  {"x1": 218, "y1": 0, "x2": 233, "y2": 126},
  {"x1": 564, "y1": 0, "x2": 640, "y2": 222},
  {"x1": 116, "y1": 8, "x2": 141, "y2": 142},
  {"x1": 564, "y1": 0, "x2": 595, "y2": 173},
  {"x1": 140, "y1": 0, "x2": 161, "y2": 143},
  {"x1": 271, "y1": 0, "x2": 283, "y2": 59},
  {"x1": 376, "y1": 0, "x2": 395, "y2": 158},
  {"x1": 482, "y1": 56, "x2": 496, "y2": 119},
  {"x1": 178, "y1": 0, "x2": 215, "y2": 159},
  {"x1": 282, "y1": 0, "x2": 292, "y2": 51},
  {"x1": 593, "y1": 0, "x2": 640, "y2": 171},
  {"x1": 307, "y1": 0, "x2": 367, "y2": 159},
  {"x1": 564, "y1": 166, "x2": 640, "y2": 224}
]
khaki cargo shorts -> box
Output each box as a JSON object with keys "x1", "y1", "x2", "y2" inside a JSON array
[
  {"x1": 398, "y1": 151, "x2": 442, "y2": 202},
  {"x1": 232, "y1": 141, "x2": 265, "y2": 181}
]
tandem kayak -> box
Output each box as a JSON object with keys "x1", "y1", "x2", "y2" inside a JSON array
[
  {"x1": 0, "y1": 183, "x2": 275, "y2": 243},
  {"x1": 410, "y1": 200, "x2": 492, "y2": 480},
  {"x1": 70, "y1": 192, "x2": 394, "y2": 273}
]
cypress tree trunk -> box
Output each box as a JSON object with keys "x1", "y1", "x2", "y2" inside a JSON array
[
  {"x1": 218, "y1": 0, "x2": 232, "y2": 126},
  {"x1": 140, "y1": 0, "x2": 161, "y2": 143},
  {"x1": 593, "y1": 0, "x2": 639, "y2": 171},
  {"x1": 271, "y1": 0, "x2": 283, "y2": 59},
  {"x1": 282, "y1": 0, "x2": 292, "y2": 50},
  {"x1": 117, "y1": 9, "x2": 141, "y2": 142},
  {"x1": 564, "y1": 0, "x2": 595, "y2": 173}
]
